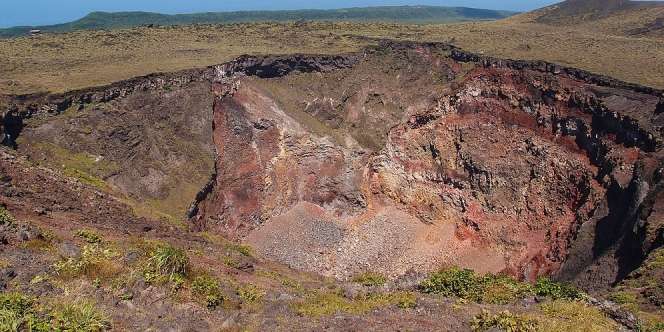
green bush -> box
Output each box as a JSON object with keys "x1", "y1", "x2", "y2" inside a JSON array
[
  {"x1": 75, "y1": 229, "x2": 102, "y2": 244},
  {"x1": 534, "y1": 277, "x2": 584, "y2": 300},
  {"x1": 419, "y1": 267, "x2": 483, "y2": 301},
  {"x1": 237, "y1": 284, "x2": 265, "y2": 304},
  {"x1": 0, "y1": 207, "x2": 16, "y2": 225},
  {"x1": 144, "y1": 244, "x2": 189, "y2": 285},
  {"x1": 352, "y1": 272, "x2": 387, "y2": 287},
  {"x1": 191, "y1": 275, "x2": 224, "y2": 309},
  {"x1": 471, "y1": 310, "x2": 538, "y2": 332}
]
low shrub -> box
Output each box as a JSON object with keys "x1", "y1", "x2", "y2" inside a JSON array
[
  {"x1": 0, "y1": 206, "x2": 16, "y2": 225},
  {"x1": 352, "y1": 272, "x2": 387, "y2": 287},
  {"x1": 75, "y1": 229, "x2": 102, "y2": 244},
  {"x1": 191, "y1": 275, "x2": 224, "y2": 309},
  {"x1": 419, "y1": 267, "x2": 583, "y2": 304},
  {"x1": 534, "y1": 277, "x2": 584, "y2": 300},
  {"x1": 419, "y1": 267, "x2": 483, "y2": 301}
]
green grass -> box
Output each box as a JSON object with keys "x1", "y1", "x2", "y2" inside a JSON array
[
  {"x1": 418, "y1": 267, "x2": 583, "y2": 304},
  {"x1": 0, "y1": 293, "x2": 49, "y2": 332},
  {"x1": 536, "y1": 300, "x2": 618, "y2": 332}
]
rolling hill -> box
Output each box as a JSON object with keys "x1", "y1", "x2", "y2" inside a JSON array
[{"x1": 0, "y1": 6, "x2": 517, "y2": 38}]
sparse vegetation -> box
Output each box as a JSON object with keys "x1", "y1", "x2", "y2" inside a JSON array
[
  {"x1": 294, "y1": 291, "x2": 416, "y2": 317},
  {"x1": 352, "y1": 272, "x2": 387, "y2": 287},
  {"x1": 419, "y1": 267, "x2": 583, "y2": 304},
  {"x1": 226, "y1": 243, "x2": 254, "y2": 257},
  {"x1": 191, "y1": 275, "x2": 225, "y2": 309},
  {"x1": 27, "y1": 143, "x2": 118, "y2": 190}
]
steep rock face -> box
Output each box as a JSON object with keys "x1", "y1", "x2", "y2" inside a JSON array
[{"x1": 191, "y1": 42, "x2": 664, "y2": 284}]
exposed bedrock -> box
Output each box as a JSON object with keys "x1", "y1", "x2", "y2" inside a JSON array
[{"x1": 191, "y1": 42, "x2": 664, "y2": 286}]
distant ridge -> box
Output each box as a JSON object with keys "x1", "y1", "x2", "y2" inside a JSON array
[
  {"x1": 0, "y1": 6, "x2": 517, "y2": 38},
  {"x1": 534, "y1": 0, "x2": 664, "y2": 24}
]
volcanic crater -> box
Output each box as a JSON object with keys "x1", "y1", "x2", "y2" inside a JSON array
[{"x1": 5, "y1": 41, "x2": 664, "y2": 291}]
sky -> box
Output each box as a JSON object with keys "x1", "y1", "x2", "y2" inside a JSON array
[{"x1": 0, "y1": 0, "x2": 561, "y2": 28}]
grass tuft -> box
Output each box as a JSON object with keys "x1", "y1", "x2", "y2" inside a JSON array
[
  {"x1": 51, "y1": 301, "x2": 110, "y2": 331},
  {"x1": 144, "y1": 244, "x2": 189, "y2": 286}
]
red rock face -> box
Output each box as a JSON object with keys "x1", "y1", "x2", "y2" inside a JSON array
[{"x1": 191, "y1": 42, "x2": 664, "y2": 283}]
